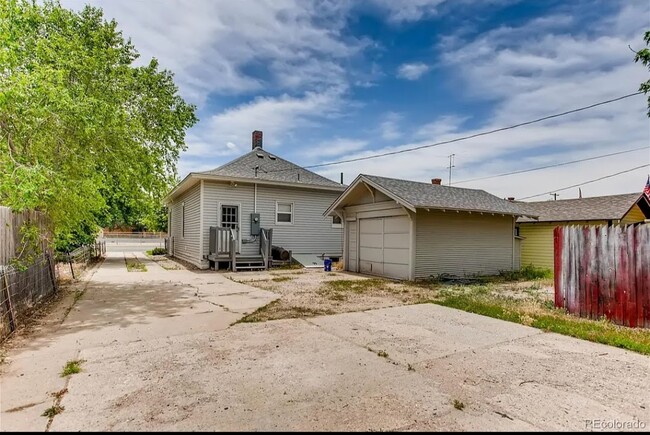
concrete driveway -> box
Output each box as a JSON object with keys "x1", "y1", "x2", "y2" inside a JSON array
[{"x1": 1, "y1": 253, "x2": 648, "y2": 431}]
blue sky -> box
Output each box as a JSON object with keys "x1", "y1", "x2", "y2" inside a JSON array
[{"x1": 62, "y1": 0, "x2": 650, "y2": 200}]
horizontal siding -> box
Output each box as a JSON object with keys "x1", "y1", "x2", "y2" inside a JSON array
[
  {"x1": 203, "y1": 182, "x2": 257, "y2": 257},
  {"x1": 169, "y1": 183, "x2": 202, "y2": 267},
  {"x1": 257, "y1": 185, "x2": 343, "y2": 254},
  {"x1": 415, "y1": 211, "x2": 514, "y2": 278},
  {"x1": 202, "y1": 182, "x2": 343, "y2": 258},
  {"x1": 621, "y1": 204, "x2": 646, "y2": 225},
  {"x1": 519, "y1": 220, "x2": 607, "y2": 270}
]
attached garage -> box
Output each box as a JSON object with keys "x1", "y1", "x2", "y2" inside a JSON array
[{"x1": 326, "y1": 174, "x2": 533, "y2": 280}]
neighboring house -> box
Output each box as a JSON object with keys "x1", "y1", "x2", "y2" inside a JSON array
[
  {"x1": 164, "y1": 131, "x2": 346, "y2": 270},
  {"x1": 325, "y1": 175, "x2": 533, "y2": 280},
  {"x1": 517, "y1": 193, "x2": 650, "y2": 270}
]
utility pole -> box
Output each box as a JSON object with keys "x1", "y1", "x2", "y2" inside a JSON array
[
  {"x1": 550, "y1": 192, "x2": 559, "y2": 201},
  {"x1": 448, "y1": 154, "x2": 455, "y2": 186}
]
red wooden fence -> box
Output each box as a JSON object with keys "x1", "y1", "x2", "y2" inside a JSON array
[{"x1": 554, "y1": 224, "x2": 650, "y2": 328}]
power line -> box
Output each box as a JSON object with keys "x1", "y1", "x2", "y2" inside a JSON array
[
  {"x1": 517, "y1": 164, "x2": 649, "y2": 201},
  {"x1": 267, "y1": 91, "x2": 643, "y2": 173},
  {"x1": 453, "y1": 146, "x2": 649, "y2": 185}
]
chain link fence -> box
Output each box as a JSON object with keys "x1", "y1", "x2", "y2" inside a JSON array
[{"x1": 0, "y1": 254, "x2": 57, "y2": 340}]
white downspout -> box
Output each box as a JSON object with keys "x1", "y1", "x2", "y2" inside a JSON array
[{"x1": 254, "y1": 183, "x2": 257, "y2": 213}]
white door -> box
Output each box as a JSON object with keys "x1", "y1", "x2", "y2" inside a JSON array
[
  {"x1": 359, "y1": 216, "x2": 410, "y2": 279},
  {"x1": 346, "y1": 221, "x2": 358, "y2": 272},
  {"x1": 220, "y1": 204, "x2": 240, "y2": 252}
]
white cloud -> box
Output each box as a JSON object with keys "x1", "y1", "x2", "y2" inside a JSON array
[
  {"x1": 397, "y1": 62, "x2": 430, "y2": 80},
  {"x1": 317, "y1": 2, "x2": 650, "y2": 199},
  {"x1": 369, "y1": 0, "x2": 445, "y2": 22},
  {"x1": 61, "y1": 0, "x2": 365, "y2": 103},
  {"x1": 305, "y1": 138, "x2": 369, "y2": 158},
  {"x1": 380, "y1": 112, "x2": 403, "y2": 141}
]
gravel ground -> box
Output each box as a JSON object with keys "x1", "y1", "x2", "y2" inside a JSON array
[{"x1": 223, "y1": 268, "x2": 554, "y2": 322}]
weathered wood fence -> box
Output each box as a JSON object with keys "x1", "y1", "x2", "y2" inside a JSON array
[
  {"x1": 554, "y1": 224, "x2": 650, "y2": 328},
  {"x1": 0, "y1": 206, "x2": 51, "y2": 266}
]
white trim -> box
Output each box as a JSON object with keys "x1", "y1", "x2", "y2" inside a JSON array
[
  {"x1": 165, "y1": 172, "x2": 346, "y2": 203},
  {"x1": 218, "y1": 202, "x2": 242, "y2": 253},
  {"x1": 275, "y1": 201, "x2": 294, "y2": 225},
  {"x1": 407, "y1": 209, "x2": 416, "y2": 281},
  {"x1": 199, "y1": 180, "x2": 204, "y2": 260}
]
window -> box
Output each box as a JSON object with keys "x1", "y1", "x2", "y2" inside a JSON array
[
  {"x1": 332, "y1": 215, "x2": 342, "y2": 228},
  {"x1": 221, "y1": 205, "x2": 239, "y2": 230},
  {"x1": 276, "y1": 202, "x2": 293, "y2": 224},
  {"x1": 181, "y1": 202, "x2": 185, "y2": 238},
  {"x1": 514, "y1": 226, "x2": 520, "y2": 237}
]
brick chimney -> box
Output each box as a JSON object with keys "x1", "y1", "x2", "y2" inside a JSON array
[
  {"x1": 431, "y1": 178, "x2": 442, "y2": 185},
  {"x1": 252, "y1": 130, "x2": 263, "y2": 149}
]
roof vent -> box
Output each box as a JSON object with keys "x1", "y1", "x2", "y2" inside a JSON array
[
  {"x1": 268, "y1": 155, "x2": 276, "y2": 160},
  {"x1": 256, "y1": 152, "x2": 264, "y2": 158}
]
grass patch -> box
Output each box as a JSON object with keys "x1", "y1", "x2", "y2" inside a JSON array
[
  {"x1": 407, "y1": 364, "x2": 415, "y2": 371},
  {"x1": 432, "y1": 294, "x2": 650, "y2": 355},
  {"x1": 453, "y1": 400, "x2": 465, "y2": 411},
  {"x1": 41, "y1": 405, "x2": 64, "y2": 418},
  {"x1": 271, "y1": 276, "x2": 293, "y2": 282},
  {"x1": 60, "y1": 359, "x2": 84, "y2": 377},
  {"x1": 236, "y1": 300, "x2": 334, "y2": 323},
  {"x1": 377, "y1": 350, "x2": 389, "y2": 358},
  {"x1": 498, "y1": 265, "x2": 553, "y2": 281},
  {"x1": 324, "y1": 279, "x2": 388, "y2": 294},
  {"x1": 125, "y1": 259, "x2": 147, "y2": 272},
  {"x1": 145, "y1": 247, "x2": 167, "y2": 256}
]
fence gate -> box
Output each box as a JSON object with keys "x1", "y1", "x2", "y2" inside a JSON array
[{"x1": 554, "y1": 224, "x2": 650, "y2": 328}]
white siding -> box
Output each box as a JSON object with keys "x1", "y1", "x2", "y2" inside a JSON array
[
  {"x1": 415, "y1": 210, "x2": 515, "y2": 278},
  {"x1": 346, "y1": 221, "x2": 357, "y2": 272},
  {"x1": 169, "y1": 183, "x2": 202, "y2": 267},
  {"x1": 202, "y1": 181, "x2": 343, "y2": 259}
]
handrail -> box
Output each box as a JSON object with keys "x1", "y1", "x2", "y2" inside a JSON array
[{"x1": 260, "y1": 229, "x2": 269, "y2": 270}]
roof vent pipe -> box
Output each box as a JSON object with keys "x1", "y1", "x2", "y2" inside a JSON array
[
  {"x1": 431, "y1": 178, "x2": 442, "y2": 185},
  {"x1": 507, "y1": 197, "x2": 515, "y2": 201}
]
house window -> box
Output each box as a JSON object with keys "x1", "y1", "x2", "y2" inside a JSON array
[
  {"x1": 514, "y1": 226, "x2": 520, "y2": 237},
  {"x1": 221, "y1": 205, "x2": 239, "y2": 230},
  {"x1": 276, "y1": 202, "x2": 293, "y2": 224},
  {"x1": 182, "y1": 203, "x2": 185, "y2": 238},
  {"x1": 332, "y1": 215, "x2": 342, "y2": 228}
]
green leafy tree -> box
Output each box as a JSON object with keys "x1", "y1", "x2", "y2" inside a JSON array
[
  {"x1": 634, "y1": 30, "x2": 650, "y2": 116},
  {"x1": 0, "y1": 0, "x2": 197, "y2": 248}
]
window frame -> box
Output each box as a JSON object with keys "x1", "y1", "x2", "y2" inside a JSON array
[{"x1": 275, "y1": 201, "x2": 294, "y2": 225}]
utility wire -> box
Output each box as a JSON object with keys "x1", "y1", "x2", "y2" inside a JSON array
[
  {"x1": 517, "y1": 164, "x2": 650, "y2": 201},
  {"x1": 454, "y1": 146, "x2": 649, "y2": 185},
  {"x1": 268, "y1": 91, "x2": 643, "y2": 173}
]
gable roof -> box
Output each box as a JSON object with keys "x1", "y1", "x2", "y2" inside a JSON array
[
  {"x1": 199, "y1": 147, "x2": 344, "y2": 189},
  {"x1": 517, "y1": 193, "x2": 650, "y2": 223},
  {"x1": 326, "y1": 174, "x2": 531, "y2": 216}
]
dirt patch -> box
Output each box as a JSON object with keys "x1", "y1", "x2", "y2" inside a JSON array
[
  {"x1": 231, "y1": 269, "x2": 554, "y2": 323},
  {"x1": 146, "y1": 254, "x2": 186, "y2": 270}
]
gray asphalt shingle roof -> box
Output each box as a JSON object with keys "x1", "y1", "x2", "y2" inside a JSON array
[
  {"x1": 362, "y1": 174, "x2": 528, "y2": 215},
  {"x1": 516, "y1": 193, "x2": 645, "y2": 223},
  {"x1": 199, "y1": 147, "x2": 344, "y2": 189}
]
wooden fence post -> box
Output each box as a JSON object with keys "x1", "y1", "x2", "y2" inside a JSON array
[
  {"x1": 1, "y1": 270, "x2": 15, "y2": 333},
  {"x1": 68, "y1": 251, "x2": 76, "y2": 280},
  {"x1": 46, "y1": 253, "x2": 58, "y2": 293}
]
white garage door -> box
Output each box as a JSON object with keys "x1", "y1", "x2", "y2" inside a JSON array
[{"x1": 358, "y1": 216, "x2": 410, "y2": 279}]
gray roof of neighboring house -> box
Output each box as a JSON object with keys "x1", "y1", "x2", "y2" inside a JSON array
[
  {"x1": 362, "y1": 174, "x2": 528, "y2": 215},
  {"x1": 516, "y1": 193, "x2": 647, "y2": 223},
  {"x1": 199, "y1": 147, "x2": 344, "y2": 189}
]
